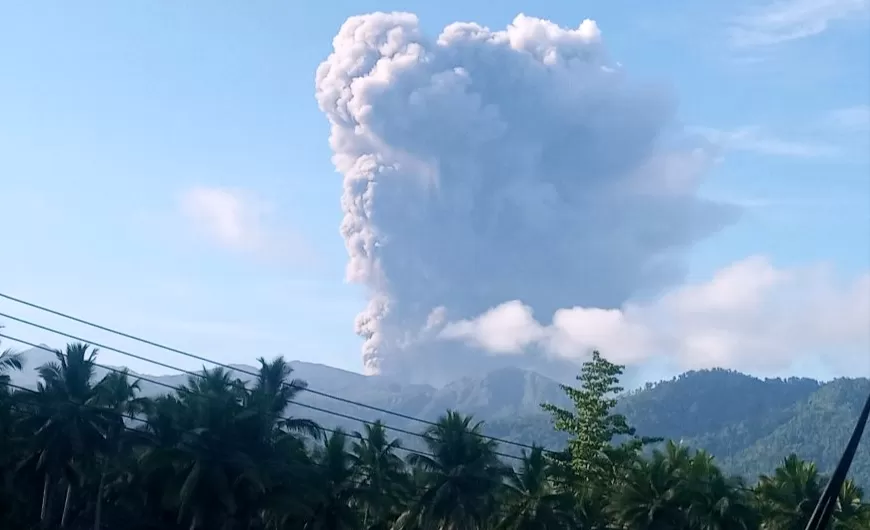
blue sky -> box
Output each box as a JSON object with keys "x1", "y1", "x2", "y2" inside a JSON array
[{"x1": 1, "y1": 1, "x2": 868, "y2": 380}]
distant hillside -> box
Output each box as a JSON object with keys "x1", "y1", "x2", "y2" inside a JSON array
[
  {"x1": 9, "y1": 348, "x2": 869, "y2": 486},
  {"x1": 483, "y1": 369, "x2": 870, "y2": 487},
  {"x1": 720, "y1": 377, "x2": 870, "y2": 486}
]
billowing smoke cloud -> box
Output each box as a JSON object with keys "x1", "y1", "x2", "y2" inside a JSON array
[
  {"x1": 315, "y1": 12, "x2": 736, "y2": 383},
  {"x1": 441, "y1": 257, "x2": 870, "y2": 375}
]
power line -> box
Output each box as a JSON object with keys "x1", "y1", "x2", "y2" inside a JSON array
[
  {"x1": 0, "y1": 379, "x2": 540, "y2": 521},
  {"x1": 0, "y1": 292, "x2": 556, "y2": 454},
  {"x1": 0, "y1": 380, "x2": 455, "y2": 495},
  {"x1": 2, "y1": 379, "x2": 773, "y2": 510},
  {"x1": 0, "y1": 332, "x2": 528, "y2": 462},
  {"x1": 12, "y1": 377, "x2": 855, "y2": 525},
  {"x1": 1, "y1": 342, "x2": 524, "y2": 471},
  {"x1": 0, "y1": 334, "x2": 445, "y2": 462},
  {"x1": 1, "y1": 381, "x2": 340, "y2": 478},
  {"x1": 4, "y1": 336, "x2": 804, "y2": 508}
]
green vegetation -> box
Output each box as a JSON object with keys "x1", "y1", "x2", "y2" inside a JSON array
[
  {"x1": 1, "y1": 341, "x2": 868, "y2": 529},
  {"x1": 484, "y1": 370, "x2": 870, "y2": 488}
]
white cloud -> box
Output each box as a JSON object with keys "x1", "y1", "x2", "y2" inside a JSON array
[
  {"x1": 822, "y1": 105, "x2": 870, "y2": 132},
  {"x1": 438, "y1": 256, "x2": 870, "y2": 375},
  {"x1": 440, "y1": 301, "x2": 544, "y2": 355},
  {"x1": 178, "y1": 186, "x2": 298, "y2": 260},
  {"x1": 729, "y1": 0, "x2": 869, "y2": 48},
  {"x1": 690, "y1": 125, "x2": 839, "y2": 157}
]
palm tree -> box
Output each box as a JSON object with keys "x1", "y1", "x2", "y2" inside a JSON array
[
  {"x1": 238, "y1": 356, "x2": 320, "y2": 528},
  {"x1": 496, "y1": 446, "x2": 574, "y2": 530},
  {"x1": 135, "y1": 394, "x2": 191, "y2": 528},
  {"x1": 20, "y1": 343, "x2": 107, "y2": 528},
  {"x1": 831, "y1": 479, "x2": 870, "y2": 529},
  {"x1": 0, "y1": 346, "x2": 23, "y2": 388},
  {"x1": 172, "y1": 368, "x2": 264, "y2": 530},
  {"x1": 0, "y1": 339, "x2": 24, "y2": 524},
  {"x1": 609, "y1": 444, "x2": 688, "y2": 529},
  {"x1": 92, "y1": 369, "x2": 145, "y2": 530},
  {"x1": 305, "y1": 429, "x2": 360, "y2": 530},
  {"x1": 755, "y1": 454, "x2": 823, "y2": 530},
  {"x1": 247, "y1": 356, "x2": 321, "y2": 441},
  {"x1": 257, "y1": 436, "x2": 320, "y2": 530},
  {"x1": 0, "y1": 337, "x2": 22, "y2": 425},
  {"x1": 684, "y1": 449, "x2": 757, "y2": 530},
  {"x1": 351, "y1": 421, "x2": 409, "y2": 530},
  {"x1": 397, "y1": 410, "x2": 506, "y2": 530}
]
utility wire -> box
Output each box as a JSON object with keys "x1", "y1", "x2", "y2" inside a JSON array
[
  {"x1": 11, "y1": 378, "x2": 861, "y2": 527},
  {"x1": 0, "y1": 378, "x2": 552, "y2": 517},
  {"x1": 0, "y1": 335, "x2": 445, "y2": 462},
  {"x1": 1, "y1": 379, "x2": 533, "y2": 512},
  {"x1": 2, "y1": 380, "x2": 466, "y2": 501},
  {"x1": 1, "y1": 380, "x2": 768, "y2": 514},
  {"x1": 8, "y1": 329, "x2": 777, "y2": 500},
  {"x1": 0, "y1": 292, "x2": 556, "y2": 454},
  {"x1": 1, "y1": 381, "x2": 355, "y2": 480},
  {"x1": 0, "y1": 332, "x2": 527, "y2": 462}
]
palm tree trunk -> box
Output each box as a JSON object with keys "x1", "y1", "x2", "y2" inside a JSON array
[
  {"x1": 94, "y1": 467, "x2": 107, "y2": 530},
  {"x1": 96, "y1": 431, "x2": 120, "y2": 530},
  {"x1": 60, "y1": 482, "x2": 72, "y2": 528},
  {"x1": 40, "y1": 473, "x2": 51, "y2": 524}
]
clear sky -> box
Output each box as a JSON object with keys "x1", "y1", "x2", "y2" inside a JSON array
[{"x1": 1, "y1": 1, "x2": 868, "y2": 381}]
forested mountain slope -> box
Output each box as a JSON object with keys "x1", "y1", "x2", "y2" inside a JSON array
[{"x1": 485, "y1": 369, "x2": 869, "y2": 486}]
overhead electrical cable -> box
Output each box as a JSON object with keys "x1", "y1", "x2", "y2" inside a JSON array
[
  {"x1": 0, "y1": 332, "x2": 528, "y2": 462},
  {"x1": 0, "y1": 291, "x2": 559, "y2": 454}
]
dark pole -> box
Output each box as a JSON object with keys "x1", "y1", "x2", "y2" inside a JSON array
[{"x1": 804, "y1": 389, "x2": 870, "y2": 530}]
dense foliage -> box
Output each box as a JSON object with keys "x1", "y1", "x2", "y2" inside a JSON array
[
  {"x1": 1, "y1": 342, "x2": 868, "y2": 530},
  {"x1": 483, "y1": 371, "x2": 870, "y2": 488}
]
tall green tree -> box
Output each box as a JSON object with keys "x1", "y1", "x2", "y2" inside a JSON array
[{"x1": 541, "y1": 351, "x2": 657, "y2": 485}]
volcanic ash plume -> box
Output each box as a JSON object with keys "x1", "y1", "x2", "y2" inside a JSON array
[{"x1": 315, "y1": 12, "x2": 736, "y2": 382}]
